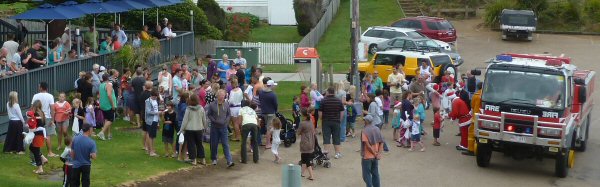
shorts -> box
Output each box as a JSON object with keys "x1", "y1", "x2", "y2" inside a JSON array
[
  {"x1": 56, "y1": 120, "x2": 69, "y2": 128},
  {"x1": 102, "y1": 109, "x2": 115, "y2": 122},
  {"x1": 433, "y1": 129, "x2": 440, "y2": 139},
  {"x1": 347, "y1": 122, "x2": 355, "y2": 130},
  {"x1": 322, "y1": 120, "x2": 341, "y2": 145},
  {"x1": 230, "y1": 106, "x2": 241, "y2": 117},
  {"x1": 411, "y1": 134, "x2": 421, "y2": 142},
  {"x1": 300, "y1": 153, "x2": 314, "y2": 167},
  {"x1": 46, "y1": 118, "x2": 56, "y2": 136},
  {"x1": 162, "y1": 136, "x2": 174, "y2": 144},
  {"x1": 264, "y1": 114, "x2": 275, "y2": 130},
  {"x1": 147, "y1": 121, "x2": 158, "y2": 138}
]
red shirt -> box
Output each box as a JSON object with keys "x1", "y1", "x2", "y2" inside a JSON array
[
  {"x1": 433, "y1": 112, "x2": 442, "y2": 129},
  {"x1": 121, "y1": 75, "x2": 130, "y2": 91},
  {"x1": 300, "y1": 93, "x2": 310, "y2": 109},
  {"x1": 449, "y1": 98, "x2": 471, "y2": 126},
  {"x1": 198, "y1": 87, "x2": 207, "y2": 107}
]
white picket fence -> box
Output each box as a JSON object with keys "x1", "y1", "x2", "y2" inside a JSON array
[{"x1": 242, "y1": 42, "x2": 297, "y2": 65}]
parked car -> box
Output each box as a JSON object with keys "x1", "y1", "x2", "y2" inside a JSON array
[
  {"x1": 361, "y1": 26, "x2": 445, "y2": 54},
  {"x1": 376, "y1": 37, "x2": 463, "y2": 66},
  {"x1": 391, "y1": 16, "x2": 457, "y2": 43},
  {"x1": 500, "y1": 9, "x2": 537, "y2": 41}
]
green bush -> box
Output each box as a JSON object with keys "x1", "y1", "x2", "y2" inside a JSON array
[
  {"x1": 198, "y1": 0, "x2": 227, "y2": 33},
  {"x1": 484, "y1": 0, "x2": 516, "y2": 26},
  {"x1": 538, "y1": 1, "x2": 581, "y2": 27},
  {"x1": 225, "y1": 13, "x2": 251, "y2": 42},
  {"x1": 293, "y1": 0, "x2": 322, "y2": 36},
  {"x1": 515, "y1": 0, "x2": 548, "y2": 12},
  {"x1": 584, "y1": 0, "x2": 600, "y2": 22}
]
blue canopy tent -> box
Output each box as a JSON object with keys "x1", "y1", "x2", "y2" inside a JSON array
[
  {"x1": 76, "y1": 0, "x2": 129, "y2": 28},
  {"x1": 132, "y1": 0, "x2": 181, "y2": 26},
  {"x1": 10, "y1": 3, "x2": 85, "y2": 62},
  {"x1": 105, "y1": 0, "x2": 151, "y2": 26}
]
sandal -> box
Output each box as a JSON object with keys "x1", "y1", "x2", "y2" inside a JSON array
[{"x1": 307, "y1": 177, "x2": 314, "y2": 181}]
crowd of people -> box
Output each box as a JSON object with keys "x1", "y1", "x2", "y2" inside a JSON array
[{"x1": 0, "y1": 18, "x2": 177, "y2": 78}]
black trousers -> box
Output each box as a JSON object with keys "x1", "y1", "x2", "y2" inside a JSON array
[
  {"x1": 63, "y1": 164, "x2": 72, "y2": 187},
  {"x1": 241, "y1": 123, "x2": 259, "y2": 163},
  {"x1": 70, "y1": 165, "x2": 91, "y2": 187},
  {"x1": 185, "y1": 130, "x2": 205, "y2": 160},
  {"x1": 29, "y1": 144, "x2": 42, "y2": 166}
]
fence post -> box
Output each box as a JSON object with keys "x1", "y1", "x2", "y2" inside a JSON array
[{"x1": 329, "y1": 64, "x2": 334, "y2": 87}]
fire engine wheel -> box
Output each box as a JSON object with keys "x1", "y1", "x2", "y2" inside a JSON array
[
  {"x1": 555, "y1": 149, "x2": 570, "y2": 178},
  {"x1": 476, "y1": 142, "x2": 492, "y2": 167}
]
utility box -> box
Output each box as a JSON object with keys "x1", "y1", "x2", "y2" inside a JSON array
[
  {"x1": 216, "y1": 46, "x2": 260, "y2": 68},
  {"x1": 294, "y1": 47, "x2": 322, "y2": 90}
]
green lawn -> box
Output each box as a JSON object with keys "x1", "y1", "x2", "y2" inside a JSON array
[
  {"x1": 0, "y1": 81, "x2": 302, "y2": 186},
  {"x1": 250, "y1": 25, "x2": 303, "y2": 43},
  {"x1": 261, "y1": 63, "x2": 350, "y2": 74},
  {"x1": 317, "y1": 0, "x2": 405, "y2": 64}
]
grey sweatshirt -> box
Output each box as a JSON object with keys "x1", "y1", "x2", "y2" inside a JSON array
[
  {"x1": 206, "y1": 101, "x2": 231, "y2": 129},
  {"x1": 180, "y1": 105, "x2": 208, "y2": 132}
]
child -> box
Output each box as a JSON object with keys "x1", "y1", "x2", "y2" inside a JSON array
[
  {"x1": 382, "y1": 90, "x2": 391, "y2": 128},
  {"x1": 163, "y1": 102, "x2": 176, "y2": 158},
  {"x1": 27, "y1": 106, "x2": 47, "y2": 174},
  {"x1": 54, "y1": 92, "x2": 72, "y2": 150},
  {"x1": 432, "y1": 107, "x2": 443, "y2": 146},
  {"x1": 59, "y1": 136, "x2": 72, "y2": 187},
  {"x1": 145, "y1": 90, "x2": 160, "y2": 157},
  {"x1": 84, "y1": 97, "x2": 96, "y2": 133},
  {"x1": 292, "y1": 96, "x2": 301, "y2": 129},
  {"x1": 391, "y1": 100, "x2": 402, "y2": 143},
  {"x1": 346, "y1": 98, "x2": 357, "y2": 138},
  {"x1": 71, "y1": 99, "x2": 85, "y2": 135},
  {"x1": 298, "y1": 108, "x2": 315, "y2": 180},
  {"x1": 414, "y1": 96, "x2": 427, "y2": 135},
  {"x1": 409, "y1": 114, "x2": 425, "y2": 152},
  {"x1": 158, "y1": 86, "x2": 166, "y2": 112},
  {"x1": 271, "y1": 118, "x2": 282, "y2": 164}
]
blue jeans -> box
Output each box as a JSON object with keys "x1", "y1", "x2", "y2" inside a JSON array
[
  {"x1": 340, "y1": 110, "x2": 347, "y2": 142},
  {"x1": 362, "y1": 159, "x2": 380, "y2": 187},
  {"x1": 375, "y1": 123, "x2": 389, "y2": 152},
  {"x1": 210, "y1": 127, "x2": 233, "y2": 163}
]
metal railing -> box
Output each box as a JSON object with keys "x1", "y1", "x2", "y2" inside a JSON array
[
  {"x1": 298, "y1": 0, "x2": 340, "y2": 47},
  {"x1": 0, "y1": 32, "x2": 195, "y2": 136},
  {"x1": 196, "y1": 39, "x2": 297, "y2": 65}
]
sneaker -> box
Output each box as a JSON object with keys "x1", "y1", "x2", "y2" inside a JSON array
[
  {"x1": 334, "y1": 153, "x2": 343, "y2": 159},
  {"x1": 212, "y1": 160, "x2": 217, "y2": 165},
  {"x1": 108, "y1": 135, "x2": 113, "y2": 140},
  {"x1": 227, "y1": 162, "x2": 235, "y2": 168},
  {"x1": 124, "y1": 116, "x2": 130, "y2": 121},
  {"x1": 200, "y1": 159, "x2": 206, "y2": 165},
  {"x1": 98, "y1": 132, "x2": 106, "y2": 141}
]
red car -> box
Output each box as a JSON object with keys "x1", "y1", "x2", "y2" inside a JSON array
[{"x1": 391, "y1": 16, "x2": 457, "y2": 43}]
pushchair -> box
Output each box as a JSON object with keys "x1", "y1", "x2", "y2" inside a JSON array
[
  {"x1": 276, "y1": 112, "x2": 297, "y2": 147},
  {"x1": 298, "y1": 136, "x2": 331, "y2": 168}
]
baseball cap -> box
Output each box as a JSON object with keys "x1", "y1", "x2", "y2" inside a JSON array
[
  {"x1": 267, "y1": 80, "x2": 278, "y2": 87},
  {"x1": 100, "y1": 66, "x2": 106, "y2": 71},
  {"x1": 363, "y1": 115, "x2": 374, "y2": 123}
]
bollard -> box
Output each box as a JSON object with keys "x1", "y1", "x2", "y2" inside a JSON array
[{"x1": 282, "y1": 164, "x2": 302, "y2": 187}]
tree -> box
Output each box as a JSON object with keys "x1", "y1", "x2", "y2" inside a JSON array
[
  {"x1": 293, "y1": 0, "x2": 323, "y2": 36},
  {"x1": 197, "y1": 0, "x2": 227, "y2": 34}
]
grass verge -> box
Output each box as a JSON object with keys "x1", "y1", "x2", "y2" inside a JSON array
[
  {"x1": 0, "y1": 81, "x2": 303, "y2": 186},
  {"x1": 250, "y1": 25, "x2": 303, "y2": 43},
  {"x1": 261, "y1": 63, "x2": 350, "y2": 74},
  {"x1": 317, "y1": 0, "x2": 405, "y2": 64}
]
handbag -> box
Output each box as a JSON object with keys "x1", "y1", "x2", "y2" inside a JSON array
[
  {"x1": 24, "y1": 132, "x2": 34, "y2": 145},
  {"x1": 178, "y1": 132, "x2": 185, "y2": 144},
  {"x1": 72, "y1": 118, "x2": 80, "y2": 133}
]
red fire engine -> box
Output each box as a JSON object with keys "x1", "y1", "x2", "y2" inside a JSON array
[{"x1": 475, "y1": 53, "x2": 594, "y2": 177}]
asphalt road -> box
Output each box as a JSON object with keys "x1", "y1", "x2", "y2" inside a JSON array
[{"x1": 135, "y1": 19, "x2": 600, "y2": 187}]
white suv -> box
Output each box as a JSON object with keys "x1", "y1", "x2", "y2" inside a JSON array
[{"x1": 361, "y1": 26, "x2": 449, "y2": 54}]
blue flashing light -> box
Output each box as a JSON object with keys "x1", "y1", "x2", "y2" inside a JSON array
[
  {"x1": 496, "y1": 55, "x2": 513, "y2": 62},
  {"x1": 525, "y1": 127, "x2": 532, "y2": 134}
]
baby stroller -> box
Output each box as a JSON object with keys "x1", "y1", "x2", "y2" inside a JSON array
[
  {"x1": 276, "y1": 112, "x2": 297, "y2": 147},
  {"x1": 298, "y1": 136, "x2": 331, "y2": 168}
]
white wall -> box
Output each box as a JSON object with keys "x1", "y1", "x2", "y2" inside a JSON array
[
  {"x1": 268, "y1": 0, "x2": 297, "y2": 25},
  {"x1": 216, "y1": 0, "x2": 269, "y2": 20}
]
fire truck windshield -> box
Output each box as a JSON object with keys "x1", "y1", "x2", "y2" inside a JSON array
[{"x1": 482, "y1": 69, "x2": 566, "y2": 109}]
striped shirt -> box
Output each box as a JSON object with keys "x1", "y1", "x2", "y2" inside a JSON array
[{"x1": 320, "y1": 95, "x2": 344, "y2": 122}]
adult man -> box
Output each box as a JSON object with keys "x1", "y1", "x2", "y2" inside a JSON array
[
  {"x1": 206, "y1": 90, "x2": 235, "y2": 167},
  {"x1": 139, "y1": 81, "x2": 153, "y2": 152},
  {"x1": 161, "y1": 18, "x2": 169, "y2": 29},
  {"x1": 70, "y1": 124, "x2": 97, "y2": 187},
  {"x1": 130, "y1": 68, "x2": 146, "y2": 127},
  {"x1": 239, "y1": 102, "x2": 259, "y2": 163},
  {"x1": 319, "y1": 87, "x2": 345, "y2": 159},
  {"x1": 31, "y1": 82, "x2": 57, "y2": 157},
  {"x1": 162, "y1": 23, "x2": 175, "y2": 38},
  {"x1": 172, "y1": 69, "x2": 184, "y2": 105},
  {"x1": 91, "y1": 64, "x2": 101, "y2": 95},
  {"x1": 84, "y1": 26, "x2": 98, "y2": 52},
  {"x1": 259, "y1": 79, "x2": 279, "y2": 149},
  {"x1": 97, "y1": 74, "x2": 117, "y2": 141},
  {"x1": 233, "y1": 50, "x2": 247, "y2": 70},
  {"x1": 2, "y1": 34, "x2": 19, "y2": 63},
  {"x1": 62, "y1": 27, "x2": 72, "y2": 51},
  {"x1": 65, "y1": 49, "x2": 78, "y2": 62},
  {"x1": 419, "y1": 59, "x2": 434, "y2": 83},
  {"x1": 374, "y1": 90, "x2": 389, "y2": 151},
  {"x1": 217, "y1": 54, "x2": 230, "y2": 83},
  {"x1": 372, "y1": 71, "x2": 384, "y2": 93},
  {"x1": 467, "y1": 82, "x2": 483, "y2": 156},
  {"x1": 206, "y1": 55, "x2": 216, "y2": 80},
  {"x1": 24, "y1": 41, "x2": 46, "y2": 70},
  {"x1": 465, "y1": 71, "x2": 481, "y2": 98},
  {"x1": 361, "y1": 115, "x2": 384, "y2": 187},
  {"x1": 387, "y1": 67, "x2": 405, "y2": 104},
  {"x1": 152, "y1": 24, "x2": 164, "y2": 39},
  {"x1": 234, "y1": 63, "x2": 245, "y2": 88},
  {"x1": 111, "y1": 24, "x2": 128, "y2": 44},
  {"x1": 9, "y1": 45, "x2": 29, "y2": 74},
  {"x1": 409, "y1": 76, "x2": 426, "y2": 98}
]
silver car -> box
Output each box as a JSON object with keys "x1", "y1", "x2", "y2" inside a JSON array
[{"x1": 376, "y1": 37, "x2": 463, "y2": 66}]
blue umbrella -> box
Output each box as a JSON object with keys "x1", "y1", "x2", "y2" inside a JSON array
[
  {"x1": 132, "y1": 0, "x2": 181, "y2": 25},
  {"x1": 105, "y1": 0, "x2": 151, "y2": 10},
  {"x1": 11, "y1": 3, "x2": 85, "y2": 62},
  {"x1": 76, "y1": 0, "x2": 129, "y2": 14}
]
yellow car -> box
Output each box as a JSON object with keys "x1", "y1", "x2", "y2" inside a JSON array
[{"x1": 358, "y1": 50, "x2": 459, "y2": 83}]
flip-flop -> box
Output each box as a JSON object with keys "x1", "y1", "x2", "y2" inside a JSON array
[{"x1": 307, "y1": 177, "x2": 314, "y2": 181}]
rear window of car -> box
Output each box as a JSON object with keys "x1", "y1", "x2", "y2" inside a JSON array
[
  {"x1": 364, "y1": 30, "x2": 383, "y2": 37},
  {"x1": 430, "y1": 55, "x2": 452, "y2": 66},
  {"x1": 439, "y1": 21, "x2": 454, "y2": 30},
  {"x1": 381, "y1": 31, "x2": 398, "y2": 39},
  {"x1": 391, "y1": 20, "x2": 410, "y2": 28},
  {"x1": 425, "y1": 20, "x2": 454, "y2": 30}
]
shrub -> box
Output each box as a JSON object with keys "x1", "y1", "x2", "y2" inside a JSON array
[
  {"x1": 515, "y1": 0, "x2": 548, "y2": 12},
  {"x1": 225, "y1": 13, "x2": 251, "y2": 42},
  {"x1": 198, "y1": 0, "x2": 227, "y2": 33},
  {"x1": 584, "y1": 0, "x2": 600, "y2": 22},
  {"x1": 484, "y1": 0, "x2": 516, "y2": 26},
  {"x1": 538, "y1": 1, "x2": 581, "y2": 28},
  {"x1": 227, "y1": 13, "x2": 260, "y2": 28},
  {"x1": 293, "y1": 0, "x2": 323, "y2": 36}
]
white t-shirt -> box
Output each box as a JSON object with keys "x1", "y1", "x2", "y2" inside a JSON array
[
  {"x1": 245, "y1": 85, "x2": 254, "y2": 101},
  {"x1": 375, "y1": 97, "x2": 384, "y2": 115},
  {"x1": 2, "y1": 40, "x2": 18, "y2": 63},
  {"x1": 411, "y1": 120, "x2": 421, "y2": 135},
  {"x1": 387, "y1": 73, "x2": 405, "y2": 94},
  {"x1": 420, "y1": 66, "x2": 432, "y2": 82},
  {"x1": 228, "y1": 88, "x2": 244, "y2": 105},
  {"x1": 239, "y1": 106, "x2": 258, "y2": 125},
  {"x1": 10, "y1": 53, "x2": 22, "y2": 69},
  {"x1": 31, "y1": 92, "x2": 55, "y2": 119}
]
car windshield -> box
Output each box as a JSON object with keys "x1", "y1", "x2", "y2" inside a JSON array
[
  {"x1": 406, "y1": 31, "x2": 426, "y2": 38},
  {"x1": 482, "y1": 69, "x2": 566, "y2": 109},
  {"x1": 429, "y1": 55, "x2": 451, "y2": 66},
  {"x1": 439, "y1": 21, "x2": 454, "y2": 30},
  {"x1": 415, "y1": 40, "x2": 441, "y2": 50},
  {"x1": 501, "y1": 14, "x2": 536, "y2": 27}
]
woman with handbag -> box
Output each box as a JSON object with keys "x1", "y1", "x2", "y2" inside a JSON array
[{"x1": 178, "y1": 94, "x2": 208, "y2": 165}]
